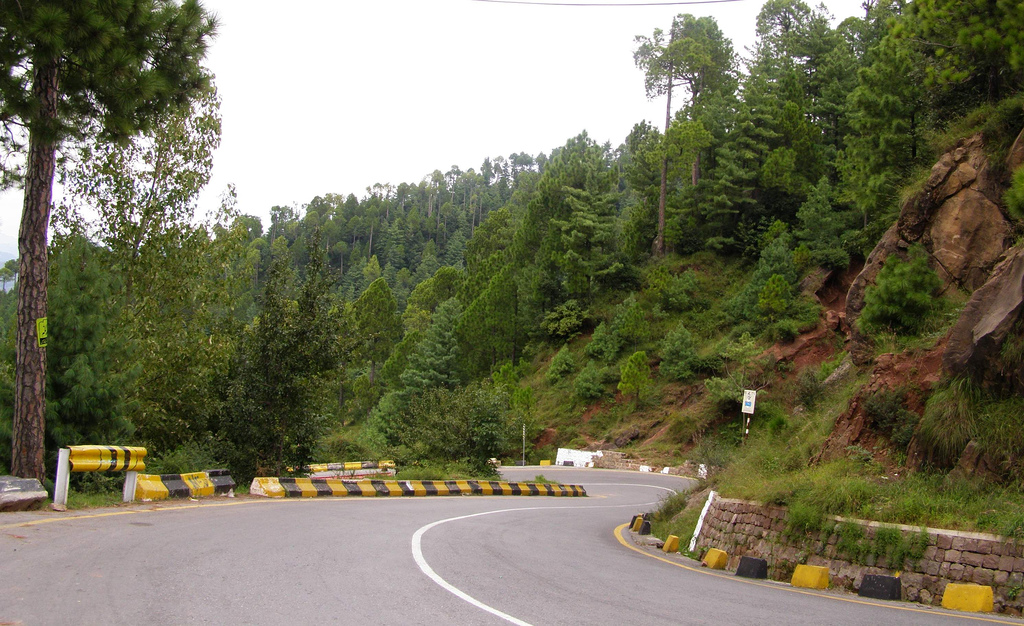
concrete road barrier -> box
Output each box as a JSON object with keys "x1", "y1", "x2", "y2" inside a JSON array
[
  {"x1": 702, "y1": 548, "x2": 728, "y2": 570},
  {"x1": 858, "y1": 574, "x2": 902, "y2": 601},
  {"x1": 792, "y1": 564, "x2": 830, "y2": 589},
  {"x1": 0, "y1": 476, "x2": 47, "y2": 511},
  {"x1": 941, "y1": 583, "x2": 993, "y2": 613},
  {"x1": 249, "y1": 478, "x2": 587, "y2": 498},
  {"x1": 662, "y1": 535, "x2": 680, "y2": 553},
  {"x1": 135, "y1": 470, "x2": 236, "y2": 501},
  {"x1": 735, "y1": 556, "x2": 768, "y2": 579}
]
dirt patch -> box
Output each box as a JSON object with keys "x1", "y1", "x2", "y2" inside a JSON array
[
  {"x1": 534, "y1": 427, "x2": 557, "y2": 450},
  {"x1": 813, "y1": 333, "x2": 948, "y2": 466}
]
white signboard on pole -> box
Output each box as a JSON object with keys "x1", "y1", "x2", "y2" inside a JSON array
[{"x1": 742, "y1": 389, "x2": 757, "y2": 415}]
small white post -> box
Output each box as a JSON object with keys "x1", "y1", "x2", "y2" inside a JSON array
[
  {"x1": 122, "y1": 471, "x2": 138, "y2": 503},
  {"x1": 54, "y1": 448, "x2": 71, "y2": 507},
  {"x1": 688, "y1": 490, "x2": 717, "y2": 553}
]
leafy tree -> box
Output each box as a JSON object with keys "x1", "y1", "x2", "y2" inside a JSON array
[
  {"x1": 222, "y1": 231, "x2": 341, "y2": 481},
  {"x1": 618, "y1": 351, "x2": 652, "y2": 402},
  {"x1": 634, "y1": 14, "x2": 737, "y2": 254},
  {"x1": 402, "y1": 383, "x2": 511, "y2": 472},
  {"x1": 859, "y1": 245, "x2": 942, "y2": 335},
  {"x1": 351, "y1": 277, "x2": 402, "y2": 386},
  {"x1": 704, "y1": 333, "x2": 762, "y2": 406},
  {"x1": 546, "y1": 345, "x2": 576, "y2": 384},
  {"x1": 660, "y1": 323, "x2": 700, "y2": 381},
  {"x1": 907, "y1": 0, "x2": 1024, "y2": 101},
  {"x1": 0, "y1": 0, "x2": 216, "y2": 480}
]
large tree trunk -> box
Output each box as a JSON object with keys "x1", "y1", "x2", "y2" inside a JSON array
[
  {"x1": 12, "y1": 61, "x2": 59, "y2": 481},
  {"x1": 653, "y1": 69, "x2": 673, "y2": 257}
]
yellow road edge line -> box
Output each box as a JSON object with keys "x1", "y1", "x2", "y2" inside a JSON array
[{"x1": 611, "y1": 524, "x2": 1021, "y2": 625}]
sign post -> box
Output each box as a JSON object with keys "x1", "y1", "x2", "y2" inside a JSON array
[{"x1": 741, "y1": 389, "x2": 756, "y2": 443}]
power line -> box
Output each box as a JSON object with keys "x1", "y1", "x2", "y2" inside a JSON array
[{"x1": 471, "y1": 0, "x2": 746, "y2": 6}]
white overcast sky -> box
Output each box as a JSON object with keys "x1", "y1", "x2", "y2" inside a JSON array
[{"x1": 0, "y1": 0, "x2": 868, "y2": 243}]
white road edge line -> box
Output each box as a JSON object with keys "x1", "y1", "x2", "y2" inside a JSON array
[{"x1": 411, "y1": 483, "x2": 680, "y2": 625}]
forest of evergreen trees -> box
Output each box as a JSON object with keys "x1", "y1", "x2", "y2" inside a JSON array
[{"x1": 2, "y1": 0, "x2": 1023, "y2": 486}]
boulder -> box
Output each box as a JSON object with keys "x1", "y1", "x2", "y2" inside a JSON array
[
  {"x1": 0, "y1": 475, "x2": 48, "y2": 511},
  {"x1": 944, "y1": 246, "x2": 1024, "y2": 386}
]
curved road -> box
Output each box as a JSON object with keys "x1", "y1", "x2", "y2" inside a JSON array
[{"x1": 1, "y1": 467, "x2": 1021, "y2": 625}]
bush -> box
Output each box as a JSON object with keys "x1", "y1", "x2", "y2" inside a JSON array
[
  {"x1": 1006, "y1": 167, "x2": 1024, "y2": 221},
  {"x1": 146, "y1": 440, "x2": 224, "y2": 475},
  {"x1": 574, "y1": 360, "x2": 607, "y2": 400},
  {"x1": 660, "y1": 322, "x2": 700, "y2": 381},
  {"x1": 758, "y1": 274, "x2": 792, "y2": 321},
  {"x1": 859, "y1": 245, "x2": 942, "y2": 335},
  {"x1": 612, "y1": 295, "x2": 648, "y2": 348},
  {"x1": 546, "y1": 344, "x2": 576, "y2": 384},
  {"x1": 585, "y1": 321, "x2": 621, "y2": 362},
  {"x1": 864, "y1": 388, "x2": 919, "y2": 450},
  {"x1": 541, "y1": 300, "x2": 587, "y2": 341}
]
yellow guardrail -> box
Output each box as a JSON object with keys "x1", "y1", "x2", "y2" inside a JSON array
[{"x1": 54, "y1": 445, "x2": 148, "y2": 507}]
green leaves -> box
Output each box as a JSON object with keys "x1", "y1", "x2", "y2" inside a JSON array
[{"x1": 859, "y1": 245, "x2": 943, "y2": 335}]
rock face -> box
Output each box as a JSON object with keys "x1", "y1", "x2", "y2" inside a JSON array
[
  {"x1": 944, "y1": 247, "x2": 1024, "y2": 387},
  {"x1": 846, "y1": 134, "x2": 1013, "y2": 364}
]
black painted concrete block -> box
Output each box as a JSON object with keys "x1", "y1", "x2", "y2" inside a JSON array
[
  {"x1": 735, "y1": 556, "x2": 769, "y2": 579},
  {"x1": 858, "y1": 574, "x2": 902, "y2": 601}
]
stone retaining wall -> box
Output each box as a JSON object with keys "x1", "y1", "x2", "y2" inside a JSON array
[{"x1": 695, "y1": 496, "x2": 1024, "y2": 615}]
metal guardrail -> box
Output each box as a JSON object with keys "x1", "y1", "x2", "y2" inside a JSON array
[{"x1": 53, "y1": 445, "x2": 147, "y2": 507}]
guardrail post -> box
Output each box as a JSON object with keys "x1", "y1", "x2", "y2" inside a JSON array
[
  {"x1": 54, "y1": 448, "x2": 71, "y2": 507},
  {"x1": 122, "y1": 470, "x2": 138, "y2": 503}
]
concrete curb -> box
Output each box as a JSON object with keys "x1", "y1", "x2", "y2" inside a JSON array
[{"x1": 250, "y1": 478, "x2": 587, "y2": 498}]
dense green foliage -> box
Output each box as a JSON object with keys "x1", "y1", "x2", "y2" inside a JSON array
[{"x1": 4, "y1": 0, "x2": 1024, "y2": 504}]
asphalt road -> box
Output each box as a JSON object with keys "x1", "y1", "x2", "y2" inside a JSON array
[{"x1": 1, "y1": 467, "x2": 1022, "y2": 625}]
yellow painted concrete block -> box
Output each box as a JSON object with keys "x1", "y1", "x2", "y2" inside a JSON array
[
  {"x1": 662, "y1": 535, "x2": 680, "y2": 553},
  {"x1": 250, "y1": 477, "x2": 284, "y2": 498},
  {"x1": 941, "y1": 583, "x2": 993, "y2": 613},
  {"x1": 539, "y1": 460, "x2": 552, "y2": 466},
  {"x1": 631, "y1": 516, "x2": 644, "y2": 532},
  {"x1": 181, "y1": 471, "x2": 214, "y2": 497},
  {"x1": 702, "y1": 548, "x2": 728, "y2": 570},
  {"x1": 791, "y1": 564, "x2": 830, "y2": 589},
  {"x1": 134, "y1": 474, "x2": 169, "y2": 501}
]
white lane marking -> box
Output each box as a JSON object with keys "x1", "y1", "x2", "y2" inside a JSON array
[{"x1": 411, "y1": 483, "x2": 680, "y2": 624}]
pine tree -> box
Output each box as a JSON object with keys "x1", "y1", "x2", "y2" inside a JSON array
[
  {"x1": 618, "y1": 351, "x2": 652, "y2": 402},
  {"x1": 1, "y1": 0, "x2": 216, "y2": 480}
]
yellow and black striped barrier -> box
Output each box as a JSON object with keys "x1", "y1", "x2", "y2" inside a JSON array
[
  {"x1": 135, "y1": 469, "x2": 236, "y2": 501},
  {"x1": 68, "y1": 445, "x2": 147, "y2": 472},
  {"x1": 250, "y1": 478, "x2": 587, "y2": 498},
  {"x1": 304, "y1": 460, "x2": 396, "y2": 473},
  {"x1": 54, "y1": 445, "x2": 148, "y2": 507}
]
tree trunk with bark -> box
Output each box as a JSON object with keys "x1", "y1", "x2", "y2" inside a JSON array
[{"x1": 12, "y1": 61, "x2": 58, "y2": 481}]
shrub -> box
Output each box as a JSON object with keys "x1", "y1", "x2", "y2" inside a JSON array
[
  {"x1": 612, "y1": 295, "x2": 648, "y2": 348},
  {"x1": 546, "y1": 344, "x2": 576, "y2": 384},
  {"x1": 758, "y1": 274, "x2": 792, "y2": 321},
  {"x1": 660, "y1": 322, "x2": 700, "y2": 381},
  {"x1": 1006, "y1": 167, "x2": 1024, "y2": 220},
  {"x1": 859, "y1": 245, "x2": 942, "y2": 335},
  {"x1": 585, "y1": 321, "x2": 621, "y2": 362},
  {"x1": 618, "y1": 351, "x2": 652, "y2": 402},
  {"x1": 541, "y1": 299, "x2": 587, "y2": 341},
  {"x1": 574, "y1": 360, "x2": 607, "y2": 400},
  {"x1": 865, "y1": 388, "x2": 919, "y2": 450}
]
